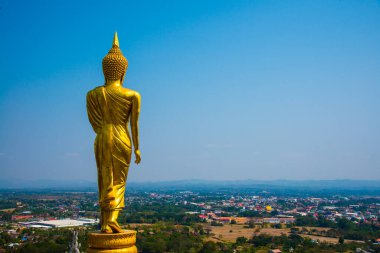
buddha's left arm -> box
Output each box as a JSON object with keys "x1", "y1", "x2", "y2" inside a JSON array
[{"x1": 86, "y1": 91, "x2": 102, "y2": 134}]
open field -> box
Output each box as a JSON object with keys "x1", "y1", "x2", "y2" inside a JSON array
[
  {"x1": 123, "y1": 223, "x2": 365, "y2": 245},
  {"x1": 208, "y1": 224, "x2": 364, "y2": 244}
]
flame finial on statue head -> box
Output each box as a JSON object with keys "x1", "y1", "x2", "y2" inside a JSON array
[
  {"x1": 102, "y1": 32, "x2": 128, "y2": 81},
  {"x1": 113, "y1": 32, "x2": 119, "y2": 47}
]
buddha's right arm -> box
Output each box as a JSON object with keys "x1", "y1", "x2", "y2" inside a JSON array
[{"x1": 130, "y1": 92, "x2": 141, "y2": 151}]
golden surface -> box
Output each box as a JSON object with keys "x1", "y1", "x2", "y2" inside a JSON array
[
  {"x1": 87, "y1": 231, "x2": 137, "y2": 253},
  {"x1": 87, "y1": 32, "x2": 141, "y2": 234},
  {"x1": 87, "y1": 247, "x2": 137, "y2": 253},
  {"x1": 102, "y1": 33, "x2": 128, "y2": 81}
]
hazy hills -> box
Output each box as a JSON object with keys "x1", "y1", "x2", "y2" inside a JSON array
[{"x1": 0, "y1": 179, "x2": 379, "y2": 195}]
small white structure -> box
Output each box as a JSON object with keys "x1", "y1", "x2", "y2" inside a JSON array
[{"x1": 21, "y1": 218, "x2": 98, "y2": 228}]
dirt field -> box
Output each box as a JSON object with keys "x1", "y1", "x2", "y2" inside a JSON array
[
  {"x1": 123, "y1": 223, "x2": 364, "y2": 245},
  {"x1": 208, "y1": 224, "x2": 363, "y2": 244}
]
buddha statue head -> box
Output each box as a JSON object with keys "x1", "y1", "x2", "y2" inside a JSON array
[{"x1": 102, "y1": 32, "x2": 128, "y2": 83}]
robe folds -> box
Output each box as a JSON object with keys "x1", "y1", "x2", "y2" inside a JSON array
[{"x1": 87, "y1": 86, "x2": 132, "y2": 211}]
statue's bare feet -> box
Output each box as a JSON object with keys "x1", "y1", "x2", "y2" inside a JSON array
[
  {"x1": 108, "y1": 221, "x2": 123, "y2": 233},
  {"x1": 101, "y1": 225, "x2": 113, "y2": 234}
]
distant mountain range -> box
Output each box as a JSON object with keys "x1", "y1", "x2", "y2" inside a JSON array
[
  {"x1": 130, "y1": 179, "x2": 380, "y2": 195},
  {"x1": 0, "y1": 179, "x2": 379, "y2": 193},
  {"x1": 0, "y1": 179, "x2": 97, "y2": 190}
]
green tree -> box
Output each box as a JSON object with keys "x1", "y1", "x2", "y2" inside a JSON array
[
  {"x1": 0, "y1": 212, "x2": 12, "y2": 221},
  {"x1": 200, "y1": 241, "x2": 217, "y2": 253},
  {"x1": 236, "y1": 236, "x2": 248, "y2": 245}
]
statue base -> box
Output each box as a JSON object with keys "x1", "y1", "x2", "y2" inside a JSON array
[{"x1": 87, "y1": 230, "x2": 137, "y2": 253}]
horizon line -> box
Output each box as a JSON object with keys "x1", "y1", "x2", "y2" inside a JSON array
[{"x1": 1, "y1": 178, "x2": 380, "y2": 183}]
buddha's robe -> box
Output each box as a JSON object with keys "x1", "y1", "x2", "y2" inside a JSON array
[{"x1": 87, "y1": 86, "x2": 133, "y2": 211}]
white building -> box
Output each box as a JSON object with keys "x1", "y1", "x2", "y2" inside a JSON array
[{"x1": 21, "y1": 218, "x2": 98, "y2": 228}]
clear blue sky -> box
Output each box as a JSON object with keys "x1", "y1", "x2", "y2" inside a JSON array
[{"x1": 0, "y1": 0, "x2": 379, "y2": 182}]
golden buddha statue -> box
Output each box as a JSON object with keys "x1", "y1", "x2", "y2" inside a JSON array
[{"x1": 86, "y1": 32, "x2": 141, "y2": 234}]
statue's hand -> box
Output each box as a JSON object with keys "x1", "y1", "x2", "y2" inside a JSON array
[{"x1": 134, "y1": 150, "x2": 141, "y2": 164}]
